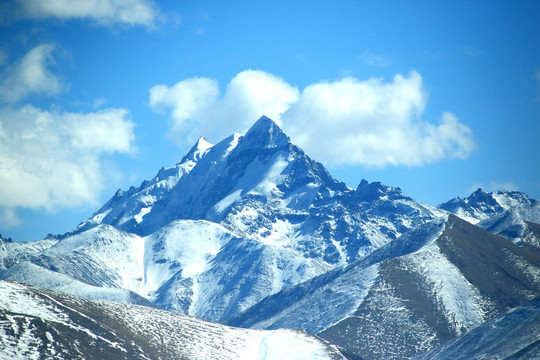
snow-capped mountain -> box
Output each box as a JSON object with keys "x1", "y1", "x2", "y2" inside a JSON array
[
  {"x1": 0, "y1": 116, "x2": 445, "y2": 323},
  {"x1": 227, "y1": 214, "x2": 540, "y2": 360},
  {"x1": 77, "y1": 116, "x2": 442, "y2": 262},
  {"x1": 439, "y1": 188, "x2": 540, "y2": 248},
  {"x1": 0, "y1": 280, "x2": 346, "y2": 360},
  {"x1": 2, "y1": 116, "x2": 540, "y2": 360}
]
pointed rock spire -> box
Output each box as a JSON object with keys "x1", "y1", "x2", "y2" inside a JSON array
[
  {"x1": 240, "y1": 116, "x2": 290, "y2": 150},
  {"x1": 180, "y1": 136, "x2": 214, "y2": 163}
]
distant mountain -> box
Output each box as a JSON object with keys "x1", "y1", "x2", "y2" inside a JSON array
[
  {"x1": 439, "y1": 188, "x2": 540, "y2": 249},
  {"x1": 413, "y1": 296, "x2": 540, "y2": 360},
  {"x1": 0, "y1": 280, "x2": 346, "y2": 360},
  {"x1": 227, "y1": 214, "x2": 540, "y2": 360}
]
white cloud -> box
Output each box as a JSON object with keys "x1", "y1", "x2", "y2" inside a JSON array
[
  {"x1": 17, "y1": 0, "x2": 160, "y2": 27},
  {"x1": 149, "y1": 70, "x2": 299, "y2": 144},
  {"x1": 149, "y1": 70, "x2": 475, "y2": 167},
  {"x1": 149, "y1": 77, "x2": 219, "y2": 134},
  {"x1": 0, "y1": 105, "x2": 135, "y2": 218},
  {"x1": 0, "y1": 44, "x2": 65, "y2": 103}
]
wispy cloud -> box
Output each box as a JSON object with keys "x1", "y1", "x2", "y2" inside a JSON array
[
  {"x1": 462, "y1": 46, "x2": 483, "y2": 57},
  {"x1": 149, "y1": 70, "x2": 475, "y2": 167},
  {"x1": 0, "y1": 44, "x2": 66, "y2": 103},
  {"x1": 0, "y1": 50, "x2": 7, "y2": 67},
  {"x1": 16, "y1": 0, "x2": 161, "y2": 27},
  {"x1": 359, "y1": 51, "x2": 393, "y2": 67},
  {"x1": 0, "y1": 208, "x2": 21, "y2": 228},
  {"x1": 92, "y1": 97, "x2": 108, "y2": 109}
]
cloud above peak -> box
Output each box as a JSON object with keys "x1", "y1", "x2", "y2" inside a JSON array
[
  {"x1": 149, "y1": 70, "x2": 475, "y2": 168},
  {"x1": 149, "y1": 70, "x2": 299, "y2": 143},
  {"x1": 16, "y1": 0, "x2": 161, "y2": 27}
]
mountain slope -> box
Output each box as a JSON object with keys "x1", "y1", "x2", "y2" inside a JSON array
[
  {"x1": 1, "y1": 224, "x2": 148, "y2": 304},
  {"x1": 227, "y1": 215, "x2": 540, "y2": 360},
  {"x1": 0, "y1": 237, "x2": 57, "y2": 270},
  {"x1": 413, "y1": 296, "x2": 540, "y2": 360},
  {"x1": 0, "y1": 280, "x2": 346, "y2": 360}
]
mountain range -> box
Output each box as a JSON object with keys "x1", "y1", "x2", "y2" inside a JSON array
[{"x1": 1, "y1": 116, "x2": 539, "y2": 359}]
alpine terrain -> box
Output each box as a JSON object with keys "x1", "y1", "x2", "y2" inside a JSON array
[
  {"x1": 0, "y1": 280, "x2": 345, "y2": 360},
  {"x1": 1, "y1": 116, "x2": 539, "y2": 359},
  {"x1": 228, "y1": 214, "x2": 540, "y2": 359}
]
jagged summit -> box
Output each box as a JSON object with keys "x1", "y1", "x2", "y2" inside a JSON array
[
  {"x1": 439, "y1": 188, "x2": 540, "y2": 246},
  {"x1": 355, "y1": 179, "x2": 408, "y2": 202},
  {"x1": 180, "y1": 136, "x2": 214, "y2": 163},
  {"x1": 240, "y1": 115, "x2": 290, "y2": 150},
  {"x1": 439, "y1": 188, "x2": 539, "y2": 224},
  {"x1": 74, "y1": 116, "x2": 439, "y2": 248}
]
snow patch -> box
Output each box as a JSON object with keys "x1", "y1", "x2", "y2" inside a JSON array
[
  {"x1": 213, "y1": 190, "x2": 243, "y2": 215},
  {"x1": 248, "y1": 155, "x2": 289, "y2": 196},
  {"x1": 142, "y1": 220, "x2": 235, "y2": 297},
  {"x1": 134, "y1": 206, "x2": 151, "y2": 224},
  {"x1": 257, "y1": 329, "x2": 339, "y2": 360},
  {"x1": 406, "y1": 243, "x2": 490, "y2": 334}
]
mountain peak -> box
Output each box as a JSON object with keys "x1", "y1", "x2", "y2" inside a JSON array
[
  {"x1": 241, "y1": 115, "x2": 290, "y2": 150},
  {"x1": 354, "y1": 179, "x2": 407, "y2": 202},
  {"x1": 472, "y1": 188, "x2": 488, "y2": 196},
  {"x1": 180, "y1": 136, "x2": 214, "y2": 163},
  {"x1": 250, "y1": 115, "x2": 275, "y2": 129},
  {"x1": 194, "y1": 136, "x2": 213, "y2": 150}
]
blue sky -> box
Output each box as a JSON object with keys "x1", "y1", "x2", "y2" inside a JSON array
[{"x1": 1, "y1": 1, "x2": 539, "y2": 241}]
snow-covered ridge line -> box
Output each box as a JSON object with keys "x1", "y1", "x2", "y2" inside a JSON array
[{"x1": 0, "y1": 280, "x2": 347, "y2": 360}]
